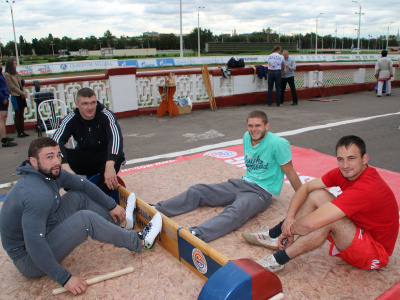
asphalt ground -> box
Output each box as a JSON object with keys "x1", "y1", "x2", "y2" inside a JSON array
[{"x1": 1, "y1": 87, "x2": 399, "y2": 195}]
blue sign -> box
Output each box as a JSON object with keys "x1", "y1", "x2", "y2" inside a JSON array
[
  {"x1": 118, "y1": 60, "x2": 139, "y2": 67},
  {"x1": 156, "y1": 58, "x2": 176, "y2": 67}
]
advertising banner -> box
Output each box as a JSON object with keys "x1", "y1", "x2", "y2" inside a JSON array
[{"x1": 17, "y1": 54, "x2": 398, "y2": 76}]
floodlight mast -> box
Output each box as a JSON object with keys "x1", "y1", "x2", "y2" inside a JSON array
[{"x1": 6, "y1": 0, "x2": 20, "y2": 66}]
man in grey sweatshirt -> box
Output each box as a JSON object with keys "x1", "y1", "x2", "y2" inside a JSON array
[
  {"x1": 280, "y1": 50, "x2": 298, "y2": 106},
  {"x1": 0, "y1": 137, "x2": 162, "y2": 295}
]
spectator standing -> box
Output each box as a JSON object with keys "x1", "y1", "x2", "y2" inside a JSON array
[
  {"x1": 4, "y1": 58, "x2": 29, "y2": 138},
  {"x1": 375, "y1": 50, "x2": 393, "y2": 97},
  {"x1": 267, "y1": 46, "x2": 285, "y2": 106},
  {"x1": 280, "y1": 50, "x2": 298, "y2": 106},
  {"x1": 0, "y1": 60, "x2": 16, "y2": 147}
]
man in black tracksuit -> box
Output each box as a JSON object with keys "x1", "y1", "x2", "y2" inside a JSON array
[{"x1": 53, "y1": 88, "x2": 125, "y2": 195}]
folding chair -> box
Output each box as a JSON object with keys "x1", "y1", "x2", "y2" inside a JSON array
[{"x1": 37, "y1": 99, "x2": 75, "y2": 148}]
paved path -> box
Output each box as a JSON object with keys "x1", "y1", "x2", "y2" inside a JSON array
[{"x1": 1, "y1": 87, "x2": 399, "y2": 194}]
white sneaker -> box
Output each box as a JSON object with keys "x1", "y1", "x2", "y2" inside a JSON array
[
  {"x1": 257, "y1": 254, "x2": 285, "y2": 273},
  {"x1": 124, "y1": 193, "x2": 136, "y2": 230},
  {"x1": 138, "y1": 212, "x2": 162, "y2": 249},
  {"x1": 242, "y1": 226, "x2": 279, "y2": 250}
]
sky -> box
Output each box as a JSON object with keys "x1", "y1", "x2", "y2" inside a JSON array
[{"x1": 0, "y1": 0, "x2": 399, "y2": 46}]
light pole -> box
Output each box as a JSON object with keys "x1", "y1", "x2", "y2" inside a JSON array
[
  {"x1": 368, "y1": 34, "x2": 372, "y2": 50},
  {"x1": 179, "y1": 0, "x2": 183, "y2": 58},
  {"x1": 386, "y1": 22, "x2": 394, "y2": 50},
  {"x1": 197, "y1": 6, "x2": 204, "y2": 58},
  {"x1": 315, "y1": 13, "x2": 323, "y2": 55},
  {"x1": 6, "y1": 0, "x2": 20, "y2": 66},
  {"x1": 50, "y1": 41, "x2": 55, "y2": 56},
  {"x1": 352, "y1": 1, "x2": 363, "y2": 55}
]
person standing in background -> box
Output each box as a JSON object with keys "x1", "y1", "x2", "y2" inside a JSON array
[
  {"x1": 374, "y1": 50, "x2": 393, "y2": 97},
  {"x1": 4, "y1": 58, "x2": 29, "y2": 138},
  {"x1": 267, "y1": 46, "x2": 285, "y2": 107},
  {"x1": 0, "y1": 60, "x2": 17, "y2": 147},
  {"x1": 280, "y1": 50, "x2": 298, "y2": 106}
]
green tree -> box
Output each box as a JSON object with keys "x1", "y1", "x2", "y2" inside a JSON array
[
  {"x1": 184, "y1": 28, "x2": 213, "y2": 54},
  {"x1": 103, "y1": 30, "x2": 115, "y2": 48},
  {"x1": 157, "y1": 34, "x2": 180, "y2": 50},
  {"x1": 4, "y1": 41, "x2": 15, "y2": 56}
]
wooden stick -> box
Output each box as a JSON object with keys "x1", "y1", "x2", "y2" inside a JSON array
[{"x1": 52, "y1": 266, "x2": 135, "y2": 295}]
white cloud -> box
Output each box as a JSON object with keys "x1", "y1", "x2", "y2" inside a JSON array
[{"x1": 0, "y1": 0, "x2": 398, "y2": 45}]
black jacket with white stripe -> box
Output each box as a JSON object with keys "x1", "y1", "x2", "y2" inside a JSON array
[{"x1": 53, "y1": 101, "x2": 124, "y2": 164}]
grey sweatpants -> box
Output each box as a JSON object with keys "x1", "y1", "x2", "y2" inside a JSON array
[
  {"x1": 13, "y1": 191, "x2": 142, "y2": 278},
  {"x1": 155, "y1": 179, "x2": 272, "y2": 242}
]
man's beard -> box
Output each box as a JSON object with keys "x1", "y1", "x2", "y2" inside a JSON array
[
  {"x1": 251, "y1": 130, "x2": 267, "y2": 143},
  {"x1": 38, "y1": 162, "x2": 61, "y2": 179}
]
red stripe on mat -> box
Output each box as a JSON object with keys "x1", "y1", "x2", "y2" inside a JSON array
[{"x1": 376, "y1": 282, "x2": 400, "y2": 300}]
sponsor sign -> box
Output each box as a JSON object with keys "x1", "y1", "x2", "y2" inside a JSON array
[
  {"x1": 156, "y1": 58, "x2": 175, "y2": 67},
  {"x1": 18, "y1": 54, "x2": 398, "y2": 75},
  {"x1": 139, "y1": 59, "x2": 157, "y2": 68},
  {"x1": 52, "y1": 60, "x2": 118, "y2": 72},
  {"x1": 204, "y1": 150, "x2": 237, "y2": 159},
  {"x1": 192, "y1": 248, "x2": 208, "y2": 274},
  {"x1": 118, "y1": 60, "x2": 139, "y2": 67},
  {"x1": 17, "y1": 65, "x2": 33, "y2": 76}
]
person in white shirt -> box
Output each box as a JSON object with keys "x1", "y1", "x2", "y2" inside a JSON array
[
  {"x1": 267, "y1": 46, "x2": 285, "y2": 106},
  {"x1": 375, "y1": 50, "x2": 393, "y2": 97}
]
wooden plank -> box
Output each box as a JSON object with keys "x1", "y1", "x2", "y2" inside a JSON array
[
  {"x1": 116, "y1": 184, "x2": 229, "y2": 280},
  {"x1": 201, "y1": 65, "x2": 217, "y2": 110}
]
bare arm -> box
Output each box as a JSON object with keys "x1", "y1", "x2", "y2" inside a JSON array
[
  {"x1": 290, "y1": 202, "x2": 346, "y2": 236},
  {"x1": 104, "y1": 160, "x2": 117, "y2": 190},
  {"x1": 281, "y1": 160, "x2": 301, "y2": 192},
  {"x1": 280, "y1": 178, "x2": 327, "y2": 241},
  {"x1": 285, "y1": 177, "x2": 327, "y2": 220}
]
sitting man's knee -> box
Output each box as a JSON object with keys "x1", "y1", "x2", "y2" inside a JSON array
[{"x1": 306, "y1": 189, "x2": 335, "y2": 208}]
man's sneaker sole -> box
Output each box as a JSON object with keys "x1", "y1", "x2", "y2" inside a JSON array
[
  {"x1": 256, "y1": 254, "x2": 285, "y2": 273},
  {"x1": 242, "y1": 232, "x2": 279, "y2": 250},
  {"x1": 124, "y1": 193, "x2": 136, "y2": 230},
  {"x1": 257, "y1": 260, "x2": 285, "y2": 273},
  {"x1": 142, "y1": 212, "x2": 162, "y2": 249}
]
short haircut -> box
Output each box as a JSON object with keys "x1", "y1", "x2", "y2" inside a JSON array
[
  {"x1": 28, "y1": 137, "x2": 59, "y2": 159},
  {"x1": 381, "y1": 50, "x2": 388, "y2": 57},
  {"x1": 76, "y1": 87, "x2": 96, "y2": 102},
  {"x1": 247, "y1": 110, "x2": 268, "y2": 125},
  {"x1": 335, "y1": 135, "x2": 366, "y2": 157},
  {"x1": 283, "y1": 50, "x2": 289, "y2": 54},
  {"x1": 272, "y1": 45, "x2": 281, "y2": 52},
  {"x1": 5, "y1": 59, "x2": 17, "y2": 75}
]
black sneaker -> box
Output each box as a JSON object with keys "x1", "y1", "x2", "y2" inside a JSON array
[
  {"x1": 138, "y1": 212, "x2": 162, "y2": 249},
  {"x1": 2, "y1": 140, "x2": 17, "y2": 147},
  {"x1": 5, "y1": 137, "x2": 14, "y2": 141}
]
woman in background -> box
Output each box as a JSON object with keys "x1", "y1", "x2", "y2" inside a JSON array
[
  {"x1": 4, "y1": 58, "x2": 29, "y2": 138},
  {"x1": 0, "y1": 60, "x2": 16, "y2": 147}
]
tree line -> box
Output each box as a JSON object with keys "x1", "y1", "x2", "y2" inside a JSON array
[{"x1": 1, "y1": 28, "x2": 398, "y2": 57}]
